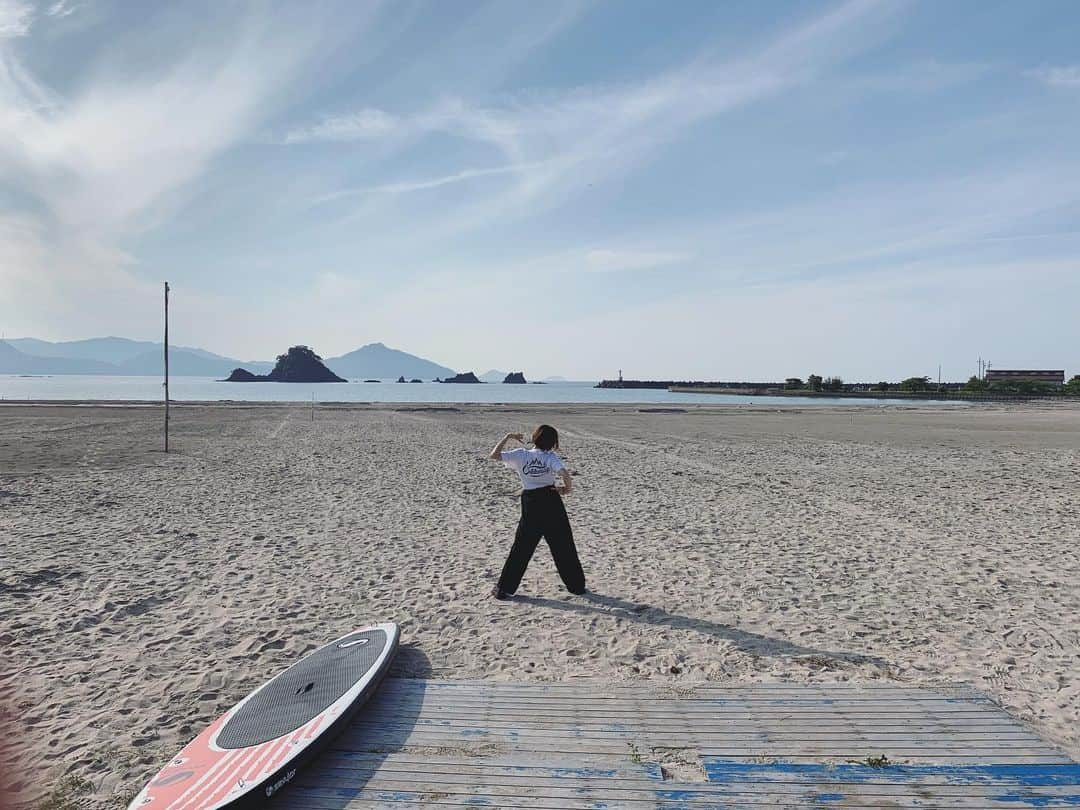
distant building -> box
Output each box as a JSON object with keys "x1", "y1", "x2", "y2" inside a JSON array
[{"x1": 986, "y1": 369, "x2": 1065, "y2": 385}]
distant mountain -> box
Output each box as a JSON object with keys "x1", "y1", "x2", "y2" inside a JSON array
[
  {"x1": 6, "y1": 336, "x2": 178, "y2": 364},
  {"x1": 117, "y1": 349, "x2": 273, "y2": 377},
  {"x1": 0, "y1": 340, "x2": 118, "y2": 375},
  {"x1": 479, "y1": 369, "x2": 508, "y2": 383},
  {"x1": 326, "y1": 343, "x2": 454, "y2": 380},
  {"x1": 4, "y1": 337, "x2": 273, "y2": 376}
]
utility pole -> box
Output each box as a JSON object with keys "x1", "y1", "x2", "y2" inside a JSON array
[{"x1": 164, "y1": 281, "x2": 170, "y2": 453}]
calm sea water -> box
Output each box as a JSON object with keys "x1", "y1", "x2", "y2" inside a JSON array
[{"x1": 0, "y1": 375, "x2": 924, "y2": 406}]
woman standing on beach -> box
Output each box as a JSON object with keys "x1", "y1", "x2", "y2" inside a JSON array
[{"x1": 488, "y1": 424, "x2": 586, "y2": 600}]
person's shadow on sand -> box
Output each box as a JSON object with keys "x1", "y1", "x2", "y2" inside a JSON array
[{"x1": 514, "y1": 591, "x2": 887, "y2": 668}]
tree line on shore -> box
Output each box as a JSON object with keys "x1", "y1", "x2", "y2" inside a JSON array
[{"x1": 785, "y1": 374, "x2": 1080, "y2": 397}]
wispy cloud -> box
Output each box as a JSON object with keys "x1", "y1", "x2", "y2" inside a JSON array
[
  {"x1": 0, "y1": 0, "x2": 33, "y2": 38},
  {"x1": 312, "y1": 161, "x2": 553, "y2": 203},
  {"x1": 284, "y1": 108, "x2": 401, "y2": 143},
  {"x1": 283, "y1": 96, "x2": 525, "y2": 158},
  {"x1": 285, "y1": 0, "x2": 906, "y2": 238},
  {"x1": 46, "y1": 0, "x2": 81, "y2": 18},
  {"x1": 1026, "y1": 64, "x2": 1080, "y2": 88},
  {"x1": 583, "y1": 248, "x2": 690, "y2": 273}
]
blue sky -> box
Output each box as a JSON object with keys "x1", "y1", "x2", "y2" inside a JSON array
[{"x1": 1, "y1": 0, "x2": 1078, "y2": 379}]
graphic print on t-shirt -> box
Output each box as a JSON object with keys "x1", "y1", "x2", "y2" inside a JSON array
[{"x1": 522, "y1": 457, "x2": 549, "y2": 478}]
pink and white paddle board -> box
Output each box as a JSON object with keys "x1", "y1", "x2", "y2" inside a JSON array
[{"x1": 128, "y1": 623, "x2": 398, "y2": 809}]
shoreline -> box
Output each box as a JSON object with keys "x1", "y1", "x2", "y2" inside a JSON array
[{"x1": 0, "y1": 397, "x2": 1021, "y2": 408}]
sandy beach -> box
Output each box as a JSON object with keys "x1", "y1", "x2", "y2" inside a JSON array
[{"x1": 2, "y1": 401, "x2": 1078, "y2": 807}]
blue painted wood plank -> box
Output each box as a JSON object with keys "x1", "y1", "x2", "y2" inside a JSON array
[{"x1": 703, "y1": 760, "x2": 1080, "y2": 786}]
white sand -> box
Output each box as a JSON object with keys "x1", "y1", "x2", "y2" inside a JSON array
[{"x1": 1, "y1": 401, "x2": 1078, "y2": 807}]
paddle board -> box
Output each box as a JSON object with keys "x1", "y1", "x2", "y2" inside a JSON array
[{"x1": 128, "y1": 623, "x2": 399, "y2": 809}]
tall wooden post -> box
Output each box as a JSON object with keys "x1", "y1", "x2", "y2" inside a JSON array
[{"x1": 164, "y1": 281, "x2": 170, "y2": 453}]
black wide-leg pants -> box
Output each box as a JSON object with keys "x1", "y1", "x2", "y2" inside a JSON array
[{"x1": 498, "y1": 485, "x2": 585, "y2": 595}]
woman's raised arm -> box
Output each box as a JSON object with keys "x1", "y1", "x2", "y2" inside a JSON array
[{"x1": 489, "y1": 432, "x2": 524, "y2": 461}]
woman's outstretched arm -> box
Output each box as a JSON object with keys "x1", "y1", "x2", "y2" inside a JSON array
[
  {"x1": 489, "y1": 432, "x2": 524, "y2": 461},
  {"x1": 556, "y1": 467, "x2": 572, "y2": 496}
]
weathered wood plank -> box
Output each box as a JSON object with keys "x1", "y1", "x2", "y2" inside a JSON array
[
  {"x1": 385, "y1": 680, "x2": 985, "y2": 699},
  {"x1": 346, "y1": 718, "x2": 1044, "y2": 741},
  {"x1": 357, "y1": 716, "x2": 1033, "y2": 734},
  {"x1": 369, "y1": 694, "x2": 995, "y2": 708},
  {"x1": 365, "y1": 701, "x2": 1008, "y2": 718}
]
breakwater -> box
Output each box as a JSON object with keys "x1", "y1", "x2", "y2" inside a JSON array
[
  {"x1": 597, "y1": 379, "x2": 788, "y2": 392},
  {"x1": 596, "y1": 379, "x2": 1078, "y2": 402},
  {"x1": 669, "y1": 386, "x2": 1078, "y2": 402}
]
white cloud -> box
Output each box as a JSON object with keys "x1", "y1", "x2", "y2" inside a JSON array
[
  {"x1": 311, "y1": 161, "x2": 552, "y2": 202},
  {"x1": 284, "y1": 108, "x2": 400, "y2": 143},
  {"x1": 1026, "y1": 64, "x2": 1080, "y2": 88},
  {"x1": 2, "y1": 30, "x2": 323, "y2": 234},
  {"x1": 0, "y1": 0, "x2": 33, "y2": 38},
  {"x1": 0, "y1": 3, "x2": 375, "y2": 340},
  {"x1": 583, "y1": 248, "x2": 689, "y2": 273},
  {"x1": 45, "y1": 0, "x2": 80, "y2": 18},
  {"x1": 0, "y1": 211, "x2": 159, "y2": 339}
]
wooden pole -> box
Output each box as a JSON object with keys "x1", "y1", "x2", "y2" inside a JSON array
[{"x1": 164, "y1": 281, "x2": 170, "y2": 453}]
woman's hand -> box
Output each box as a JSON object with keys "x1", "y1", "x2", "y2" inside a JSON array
[
  {"x1": 506, "y1": 432, "x2": 525, "y2": 442},
  {"x1": 557, "y1": 468, "x2": 572, "y2": 496}
]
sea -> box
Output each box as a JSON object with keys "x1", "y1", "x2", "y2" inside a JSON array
[{"x1": 0, "y1": 375, "x2": 924, "y2": 406}]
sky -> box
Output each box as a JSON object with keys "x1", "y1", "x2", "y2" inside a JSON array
[{"x1": 1, "y1": 0, "x2": 1078, "y2": 380}]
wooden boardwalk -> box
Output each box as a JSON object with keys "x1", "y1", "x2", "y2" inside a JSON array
[{"x1": 279, "y1": 679, "x2": 1080, "y2": 809}]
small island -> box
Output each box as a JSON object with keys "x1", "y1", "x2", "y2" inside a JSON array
[
  {"x1": 439, "y1": 372, "x2": 482, "y2": 383},
  {"x1": 224, "y1": 346, "x2": 345, "y2": 383},
  {"x1": 503, "y1": 371, "x2": 527, "y2": 384}
]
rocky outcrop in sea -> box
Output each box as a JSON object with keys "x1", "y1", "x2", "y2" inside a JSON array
[
  {"x1": 223, "y1": 346, "x2": 345, "y2": 383},
  {"x1": 439, "y1": 372, "x2": 482, "y2": 383}
]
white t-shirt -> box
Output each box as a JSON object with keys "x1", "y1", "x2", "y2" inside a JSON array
[{"x1": 501, "y1": 448, "x2": 565, "y2": 490}]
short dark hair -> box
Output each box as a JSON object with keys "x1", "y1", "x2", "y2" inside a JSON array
[{"x1": 531, "y1": 424, "x2": 559, "y2": 451}]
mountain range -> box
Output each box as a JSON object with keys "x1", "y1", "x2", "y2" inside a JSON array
[{"x1": 0, "y1": 338, "x2": 457, "y2": 380}]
